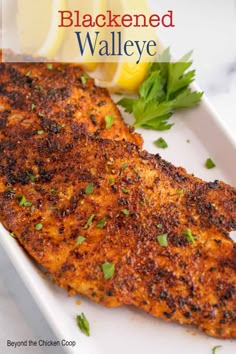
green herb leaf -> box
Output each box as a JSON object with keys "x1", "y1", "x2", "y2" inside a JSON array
[
  {"x1": 108, "y1": 178, "x2": 114, "y2": 184},
  {"x1": 118, "y1": 50, "x2": 203, "y2": 131},
  {"x1": 76, "y1": 313, "x2": 90, "y2": 336},
  {"x1": 102, "y1": 262, "x2": 115, "y2": 280},
  {"x1": 17, "y1": 195, "x2": 26, "y2": 206},
  {"x1": 85, "y1": 182, "x2": 94, "y2": 195},
  {"x1": 96, "y1": 218, "x2": 107, "y2": 229},
  {"x1": 175, "y1": 189, "x2": 184, "y2": 195},
  {"x1": 105, "y1": 115, "x2": 115, "y2": 129},
  {"x1": 76, "y1": 236, "x2": 86, "y2": 246},
  {"x1": 37, "y1": 130, "x2": 44, "y2": 135},
  {"x1": 122, "y1": 188, "x2": 129, "y2": 194},
  {"x1": 80, "y1": 74, "x2": 89, "y2": 85},
  {"x1": 154, "y1": 137, "x2": 168, "y2": 149},
  {"x1": 183, "y1": 228, "x2": 196, "y2": 243},
  {"x1": 50, "y1": 188, "x2": 56, "y2": 194},
  {"x1": 212, "y1": 345, "x2": 222, "y2": 354},
  {"x1": 117, "y1": 98, "x2": 136, "y2": 113},
  {"x1": 157, "y1": 234, "x2": 168, "y2": 247},
  {"x1": 157, "y1": 224, "x2": 162, "y2": 229},
  {"x1": 205, "y1": 158, "x2": 216, "y2": 169},
  {"x1": 84, "y1": 214, "x2": 95, "y2": 228},
  {"x1": 31, "y1": 103, "x2": 36, "y2": 110},
  {"x1": 133, "y1": 167, "x2": 139, "y2": 175},
  {"x1": 26, "y1": 171, "x2": 35, "y2": 182},
  {"x1": 35, "y1": 223, "x2": 43, "y2": 231},
  {"x1": 38, "y1": 113, "x2": 45, "y2": 118},
  {"x1": 122, "y1": 209, "x2": 129, "y2": 216},
  {"x1": 35, "y1": 85, "x2": 44, "y2": 91},
  {"x1": 25, "y1": 70, "x2": 31, "y2": 77},
  {"x1": 47, "y1": 63, "x2": 53, "y2": 70},
  {"x1": 16, "y1": 195, "x2": 32, "y2": 207},
  {"x1": 119, "y1": 163, "x2": 129, "y2": 175},
  {"x1": 10, "y1": 232, "x2": 16, "y2": 238},
  {"x1": 24, "y1": 201, "x2": 32, "y2": 207}
]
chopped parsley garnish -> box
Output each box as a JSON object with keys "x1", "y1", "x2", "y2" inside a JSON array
[
  {"x1": 102, "y1": 262, "x2": 115, "y2": 280},
  {"x1": 85, "y1": 182, "x2": 94, "y2": 195},
  {"x1": 145, "y1": 197, "x2": 150, "y2": 205},
  {"x1": 108, "y1": 178, "x2": 114, "y2": 184},
  {"x1": 26, "y1": 171, "x2": 35, "y2": 182},
  {"x1": 119, "y1": 163, "x2": 129, "y2": 175},
  {"x1": 31, "y1": 205, "x2": 35, "y2": 212},
  {"x1": 121, "y1": 163, "x2": 129, "y2": 170},
  {"x1": 16, "y1": 195, "x2": 32, "y2": 207},
  {"x1": 38, "y1": 113, "x2": 45, "y2": 118},
  {"x1": 61, "y1": 123, "x2": 66, "y2": 128},
  {"x1": 35, "y1": 223, "x2": 43, "y2": 231},
  {"x1": 183, "y1": 228, "x2": 196, "y2": 243},
  {"x1": 212, "y1": 345, "x2": 222, "y2": 354},
  {"x1": 50, "y1": 188, "x2": 56, "y2": 194},
  {"x1": 205, "y1": 158, "x2": 216, "y2": 169},
  {"x1": 35, "y1": 84, "x2": 44, "y2": 91},
  {"x1": 157, "y1": 234, "x2": 168, "y2": 247},
  {"x1": 80, "y1": 74, "x2": 89, "y2": 85},
  {"x1": 157, "y1": 224, "x2": 162, "y2": 229},
  {"x1": 10, "y1": 232, "x2": 16, "y2": 238},
  {"x1": 47, "y1": 63, "x2": 53, "y2": 70},
  {"x1": 37, "y1": 130, "x2": 44, "y2": 135},
  {"x1": 31, "y1": 103, "x2": 36, "y2": 110},
  {"x1": 122, "y1": 209, "x2": 129, "y2": 216},
  {"x1": 25, "y1": 70, "x2": 31, "y2": 77},
  {"x1": 50, "y1": 206, "x2": 58, "y2": 210},
  {"x1": 105, "y1": 115, "x2": 115, "y2": 129},
  {"x1": 118, "y1": 49, "x2": 203, "y2": 131},
  {"x1": 154, "y1": 137, "x2": 168, "y2": 149},
  {"x1": 76, "y1": 236, "x2": 86, "y2": 246},
  {"x1": 133, "y1": 167, "x2": 139, "y2": 176},
  {"x1": 96, "y1": 217, "x2": 107, "y2": 229},
  {"x1": 84, "y1": 214, "x2": 95, "y2": 228},
  {"x1": 176, "y1": 189, "x2": 184, "y2": 194},
  {"x1": 122, "y1": 188, "x2": 129, "y2": 194},
  {"x1": 76, "y1": 313, "x2": 90, "y2": 336}
]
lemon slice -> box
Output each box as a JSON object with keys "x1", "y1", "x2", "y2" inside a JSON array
[
  {"x1": 17, "y1": 0, "x2": 66, "y2": 59},
  {"x1": 93, "y1": 0, "x2": 162, "y2": 93},
  {"x1": 58, "y1": 0, "x2": 105, "y2": 71},
  {"x1": 94, "y1": 61, "x2": 151, "y2": 93}
]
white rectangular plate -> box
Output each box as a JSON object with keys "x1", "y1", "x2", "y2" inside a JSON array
[{"x1": 0, "y1": 90, "x2": 235, "y2": 354}]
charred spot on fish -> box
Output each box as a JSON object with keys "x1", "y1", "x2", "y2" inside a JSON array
[
  {"x1": 41, "y1": 118, "x2": 61, "y2": 134},
  {"x1": 90, "y1": 114, "x2": 98, "y2": 126},
  {"x1": 207, "y1": 180, "x2": 220, "y2": 189},
  {"x1": 97, "y1": 100, "x2": 106, "y2": 107}
]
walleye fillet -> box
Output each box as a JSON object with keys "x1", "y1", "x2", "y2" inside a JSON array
[
  {"x1": 0, "y1": 128, "x2": 235, "y2": 339},
  {"x1": 0, "y1": 50, "x2": 142, "y2": 145}
]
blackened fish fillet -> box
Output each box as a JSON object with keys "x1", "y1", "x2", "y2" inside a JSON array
[
  {"x1": 0, "y1": 128, "x2": 235, "y2": 339},
  {"x1": 0, "y1": 49, "x2": 142, "y2": 146}
]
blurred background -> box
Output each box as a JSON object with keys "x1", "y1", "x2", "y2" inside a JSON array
[{"x1": 0, "y1": 0, "x2": 235, "y2": 353}]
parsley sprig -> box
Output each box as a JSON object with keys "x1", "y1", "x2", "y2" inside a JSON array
[{"x1": 118, "y1": 49, "x2": 203, "y2": 131}]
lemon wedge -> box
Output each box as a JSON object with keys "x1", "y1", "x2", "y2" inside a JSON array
[
  {"x1": 93, "y1": 0, "x2": 162, "y2": 93},
  {"x1": 95, "y1": 61, "x2": 151, "y2": 93},
  {"x1": 58, "y1": 0, "x2": 105, "y2": 71},
  {"x1": 17, "y1": 0, "x2": 66, "y2": 59}
]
